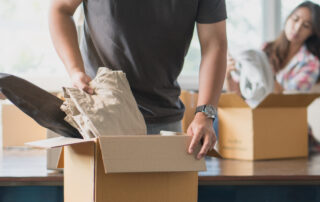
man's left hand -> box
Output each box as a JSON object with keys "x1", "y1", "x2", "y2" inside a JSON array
[{"x1": 187, "y1": 112, "x2": 216, "y2": 159}]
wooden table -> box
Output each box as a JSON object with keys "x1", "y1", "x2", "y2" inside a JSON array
[
  {"x1": 1, "y1": 148, "x2": 320, "y2": 202},
  {"x1": 0, "y1": 148, "x2": 62, "y2": 186},
  {"x1": 199, "y1": 154, "x2": 320, "y2": 185},
  {"x1": 1, "y1": 148, "x2": 320, "y2": 185}
]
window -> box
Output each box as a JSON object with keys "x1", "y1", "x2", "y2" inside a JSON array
[
  {"x1": 281, "y1": 0, "x2": 320, "y2": 22},
  {"x1": 5, "y1": 1, "x2": 316, "y2": 90},
  {"x1": 0, "y1": 0, "x2": 85, "y2": 90},
  {"x1": 0, "y1": 0, "x2": 68, "y2": 77},
  {"x1": 179, "y1": 0, "x2": 263, "y2": 89}
]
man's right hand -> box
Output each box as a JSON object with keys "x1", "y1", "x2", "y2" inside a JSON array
[{"x1": 70, "y1": 71, "x2": 94, "y2": 94}]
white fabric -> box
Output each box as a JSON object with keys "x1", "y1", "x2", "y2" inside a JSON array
[
  {"x1": 61, "y1": 67, "x2": 147, "y2": 139},
  {"x1": 232, "y1": 50, "x2": 274, "y2": 108}
]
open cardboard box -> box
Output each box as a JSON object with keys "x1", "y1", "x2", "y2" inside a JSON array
[
  {"x1": 27, "y1": 133, "x2": 221, "y2": 202},
  {"x1": 218, "y1": 93, "x2": 320, "y2": 160},
  {"x1": 1, "y1": 91, "x2": 63, "y2": 148},
  {"x1": 1, "y1": 103, "x2": 46, "y2": 147}
]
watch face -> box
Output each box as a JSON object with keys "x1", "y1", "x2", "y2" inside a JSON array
[{"x1": 204, "y1": 105, "x2": 217, "y2": 118}]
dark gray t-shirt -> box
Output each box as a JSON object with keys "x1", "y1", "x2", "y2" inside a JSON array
[{"x1": 80, "y1": 0, "x2": 227, "y2": 124}]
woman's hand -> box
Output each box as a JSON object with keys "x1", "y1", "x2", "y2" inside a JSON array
[
  {"x1": 70, "y1": 71, "x2": 94, "y2": 94},
  {"x1": 225, "y1": 53, "x2": 241, "y2": 95},
  {"x1": 226, "y1": 53, "x2": 237, "y2": 79}
]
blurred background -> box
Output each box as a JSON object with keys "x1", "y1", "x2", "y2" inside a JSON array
[{"x1": 0, "y1": 0, "x2": 319, "y2": 89}]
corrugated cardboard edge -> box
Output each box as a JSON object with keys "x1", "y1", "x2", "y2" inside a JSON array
[{"x1": 25, "y1": 136, "x2": 96, "y2": 149}]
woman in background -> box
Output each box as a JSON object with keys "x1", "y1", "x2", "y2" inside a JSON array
[{"x1": 226, "y1": 1, "x2": 320, "y2": 94}]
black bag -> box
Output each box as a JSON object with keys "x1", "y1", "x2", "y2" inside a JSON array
[{"x1": 0, "y1": 73, "x2": 82, "y2": 138}]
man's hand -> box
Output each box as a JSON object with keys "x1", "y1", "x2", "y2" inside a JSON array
[
  {"x1": 71, "y1": 71, "x2": 94, "y2": 94},
  {"x1": 187, "y1": 112, "x2": 216, "y2": 159}
]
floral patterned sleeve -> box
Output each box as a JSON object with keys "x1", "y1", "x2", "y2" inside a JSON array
[{"x1": 285, "y1": 59, "x2": 320, "y2": 91}]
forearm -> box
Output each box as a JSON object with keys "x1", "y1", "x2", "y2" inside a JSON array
[
  {"x1": 198, "y1": 44, "x2": 227, "y2": 107},
  {"x1": 49, "y1": 1, "x2": 84, "y2": 76}
]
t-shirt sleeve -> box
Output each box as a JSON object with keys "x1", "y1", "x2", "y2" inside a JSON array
[{"x1": 196, "y1": 0, "x2": 227, "y2": 24}]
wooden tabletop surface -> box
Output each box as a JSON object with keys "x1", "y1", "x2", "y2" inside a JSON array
[
  {"x1": 199, "y1": 154, "x2": 320, "y2": 185},
  {"x1": 0, "y1": 148, "x2": 63, "y2": 186},
  {"x1": 1, "y1": 148, "x2": 320, "y2": 186}
]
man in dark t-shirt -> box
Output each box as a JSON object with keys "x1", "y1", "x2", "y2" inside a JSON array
[{"x1": 50, "y1": 0, "x2": 227, "y2": 159}]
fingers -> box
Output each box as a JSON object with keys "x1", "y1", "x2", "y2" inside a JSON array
[
  {"x1": 73, "y1": 81, "x2": 94, "y2": 94},
  {"x1": 188, "y1": 127, "x2": 203, "y2": 154},
  {"x1": 227, "y1": 66, "x2": 236, "y2": 72},
  {"x1": 198, "y1": 131, "x2": 217, "y2": 158},
  {"x1": 187, "y1": 126, "x2": 195, "y2": 154},
  {"x1": 227, "y1": 54, "x2": 235, "y2": 63},
  {"x1": 226, "y1": 56, "x2": 236, "y2": 76},
  {"x1": 71, "y1": 72, "x2": 94, "y2": 94},
  {"x1": 82, "y1": 85, "x2": 94, "y2": 94},
  {"x1": 197, "y1": 134, "x2": 212, "y2": 159},
  {"x1": 187, "y1": 124, "x2": 194, "y2": 137},
  {"x1": 187, "y1": 116, "x2": 216, "y2": 159}
]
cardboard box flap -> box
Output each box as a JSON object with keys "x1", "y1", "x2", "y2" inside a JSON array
[
  {"x1": 25, "y1": 137, "x2": 96, "y2": 149},
  {"x1": 98, "y1": 135, "x2": 206, "y2": 173},
  {"x1": 218, "y1": 93, "x2": 249, "y2": 108},
  {"x1": 256, "y1": 93, "x2": 320, "y2": 108}
]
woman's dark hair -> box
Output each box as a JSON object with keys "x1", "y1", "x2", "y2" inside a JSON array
[{"x1": 263, "y1": 1, "x2": 320, "y2": 72}]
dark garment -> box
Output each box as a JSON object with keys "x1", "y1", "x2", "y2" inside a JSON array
[
  {"x1": 0, "y1": 73, "x2": 82, "y2": 138},
  {"x1": 80, "y1": 0, "x2": 227, "y2": 124}
]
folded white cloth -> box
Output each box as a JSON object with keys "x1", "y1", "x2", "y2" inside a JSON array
[
  {"x1": 232, "y1": 50, "x2": 274, "y2": 108},
  {"x1": 61, "y1": 67, "x2": 147, "y2": 139}
]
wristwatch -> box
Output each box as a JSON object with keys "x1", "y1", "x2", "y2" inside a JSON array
[{"x1": 195, "y1": 105, "x2": 217, "y2": 119}]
